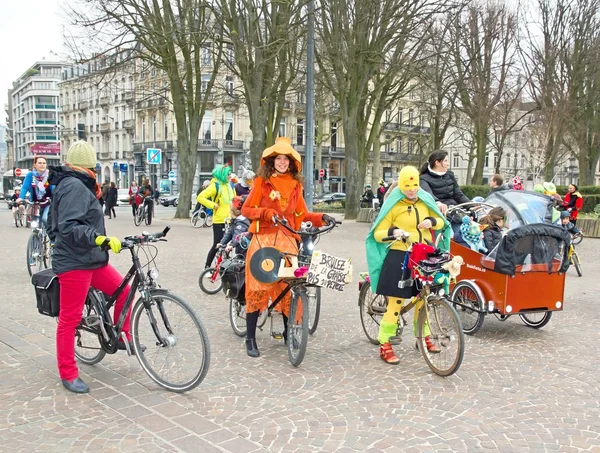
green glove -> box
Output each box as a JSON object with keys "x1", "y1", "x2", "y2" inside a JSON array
[{"x1": 95, "y1": 235, "x2": 122, "y2": 253}]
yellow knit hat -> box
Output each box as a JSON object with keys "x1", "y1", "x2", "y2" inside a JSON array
[
  {"x1": 398, "y1": 166, "x2": 420, "y2": 190},
  {"x1": 66, "y1": 140, "x2": 97, "y2": 169}
]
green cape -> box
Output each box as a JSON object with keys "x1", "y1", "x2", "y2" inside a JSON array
[{"x1": 365, "y1": 188, "x2": 452, "y2": 293}]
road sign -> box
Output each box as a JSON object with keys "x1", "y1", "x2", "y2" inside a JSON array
[
  {"x1": 147, "y1": 148, "x2": 162, "y2": 165},
  {"x1": 319, "y1": 168, "x2": 325, "y2": 178},
  {"x1": 14, "y1": 168, "x2": 22, "y2": 177},
  {"x1": 168, "y1": 171, "x2": 176, "y2": 181},
  {"x1": 134, "y1": 165, "x2": 145, "y2": 172},
  {"x1": 119, "y1": 163, "x2": 128, "y2": 172}
]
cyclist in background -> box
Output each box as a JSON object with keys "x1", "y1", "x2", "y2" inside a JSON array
[
  {"x1": 139, "y1": 179, "x2": 154, "y2": 225},
  {"x1": 18, "y1": 156, "x2": 53, "y2": 227}
]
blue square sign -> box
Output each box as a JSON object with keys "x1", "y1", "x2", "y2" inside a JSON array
[{"x1": 147, "y1": 148, "x2": 162, "y2": 165}]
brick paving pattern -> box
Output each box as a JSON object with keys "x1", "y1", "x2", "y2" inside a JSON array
[{"x1": 0, "y1": 205, "x2": 598, "y2": 452}]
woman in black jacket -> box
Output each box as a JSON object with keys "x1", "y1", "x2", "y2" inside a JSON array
[
  {"x1": 419, "y1": 150, "x2": 470, "y2": 215},
  {"x1": 48, "y1": 141, "x2": 133, "y2": 394},
  {"x1": 106, "y1": 182, "x2": 118, "y2": 219}
]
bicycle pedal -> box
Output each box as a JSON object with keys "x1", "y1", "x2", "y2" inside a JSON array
[
  {"x1": 83, "y1": 316, "x2": 101, "y2": 327},
  {"x1": 271, "y1": 332, "x2": 284, "y2": 340},
  {"x1": 389, "y1": 336, "x2": 402, "y2": 345}
]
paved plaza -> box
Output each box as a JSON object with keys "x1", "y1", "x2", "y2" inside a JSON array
[{"x1": 0, "y1": 204, "x2": 599, "y2": 452}]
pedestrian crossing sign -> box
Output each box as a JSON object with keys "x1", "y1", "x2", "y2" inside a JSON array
[{"x1": 147, "y1": 148, "x2": 162, "y2": 165}]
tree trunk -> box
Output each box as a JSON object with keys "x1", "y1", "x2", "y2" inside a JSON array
[
  {"x1": 470, "y1": 122, "x2": 488, "y2": 184},
  {"x1": 371, "y1": 123, "x2": 381, "y2": 189},
  {"x1": 343, "y1": 112, "x2": 360, "y2": 220}
]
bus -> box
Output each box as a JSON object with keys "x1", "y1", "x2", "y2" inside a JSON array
[{"x1": 2, "y1": 169, "x2": 29, "y2": 199}]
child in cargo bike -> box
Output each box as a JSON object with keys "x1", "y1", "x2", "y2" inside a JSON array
[{"x1": 366, "y1": 166, "x2": 451, "y2": 365}]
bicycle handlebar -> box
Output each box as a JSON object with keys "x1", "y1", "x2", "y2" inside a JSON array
[
  {"x1": 273, "y1": 216, "x2": 340, "y2": 236},
  {"x1": 122, "y1": 226, "x2": 171, "y2": 247}
]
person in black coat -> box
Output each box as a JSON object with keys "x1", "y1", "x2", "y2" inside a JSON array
[
  {"x1": 106, "y1": 182, "x2": 118, "y2": 219},
  {"x1": 479, "y1": 206, "x2": 507, "y2": 254},
  {"x1": 419, "y1": 150, "x2": 470, "y2": 215},
  {"x1": 47, "y1": 140, "x2": 134, "y2": 394}
]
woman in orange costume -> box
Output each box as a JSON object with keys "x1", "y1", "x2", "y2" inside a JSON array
[{"x1": 241, "y1": 137, "x2": 335, "y2": 357}]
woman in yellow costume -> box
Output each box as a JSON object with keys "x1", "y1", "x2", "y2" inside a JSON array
[
  {"x1": 365, "y1": 166, "x2": 451, "y2": 364},
  {"x1": 241, "y1": 137, "x2": 335, "y2": 358}
]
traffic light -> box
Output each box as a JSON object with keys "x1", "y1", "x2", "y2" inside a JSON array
[
  {"x1": 77, "y1": 123, "x2": 86, "y2": 140},
  {"x1": 314, "y1": 168, "x2": 319, "y2": 180},
  {"x1": 323, "y1": 168, "x2": 328, "y2": 180}
]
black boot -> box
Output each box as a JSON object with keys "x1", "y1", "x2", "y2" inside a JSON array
[
  {"x1": 246, "y1": 311, "x2": 260, "y2": 358},
  {"x1": 245, "y1": 338, "x2": 260, "y2": 357},
  {"x1": 282, "y1": 314, "x2": 288, "y2": 344}
]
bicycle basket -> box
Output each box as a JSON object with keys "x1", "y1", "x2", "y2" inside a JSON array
[
  {"x1": 220, "y1": 258, "x2": 246, "y2": 300},
  {"x1": 31, "y1": 268, "x2": 60, "y2": 317}
]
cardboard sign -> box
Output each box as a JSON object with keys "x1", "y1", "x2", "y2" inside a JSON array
[{"x1": 307, "y1": 251, "x2": 352, "y2": 292}]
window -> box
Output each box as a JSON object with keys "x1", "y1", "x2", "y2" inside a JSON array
[
  {"x1": 225, "y1": 112, "x2": 233, "y2": 143},
  {"x1": 513, "y1": 154, "x2": 517, "y2": 168},
  {"x1": 279, "y1": 117, "x2": 286, "y2": 137},
  {"x1": 494, "y1": 154, "x2": 498, "y2": 167},
  {"x1": 115, "y1": 135, "x2": 120, "y2": 158},
  {"x1": 202, "y1": 45, "x2": 212, "y2": 65},
  {"x1": 506, "y1": 153, "x2": 511, "y2": 168},
  {"x1": 408, "y1": 109, "x2": 414, "y2": 126},
  {"x1": 226, "y1": 76, "x2": 234, "y2": 96},
  {"x1": 202, "y1": 110, "x2": 212, "y2": 142},
  {"x1": 115, "y1": 107, "x2": 119, "y2": 129},
  {"x1": 330, "y1": 121, "x2": 337, "y2": 150},
  {"x1": 385, "y1": 135, "x2": 391, "y2": 153},
  {"x1": 396, "y1": 137, "x2": 403, "y2": 153},
  {"x1": 408, "y1": 139, "x2": 414, "y2": 154},
  {"x1": 226, "y1": 44, "x2": 234, "y2": 64},
  {"x1": 163, "y1": 116, "x2": 168, "y2": 140},
  {"x1": 297, "y1": 118, "x2": 304, "y2": 146},
  {"x1": 521, "y1": 154, "x2": 525, "y2": 168},
  {"x1": 453, "y1": 154, "x2": 459, "y2": 167},
  {"x1": 201, "y1": 74, "x2": 211, "y2": 94},
  {"x1": 485, "y1": 153, "x2": 489, "y2": 167},
  {"x1": 142, "y1": 118, "x2": 146, "y2": 141},
  {"x1": 152, "y1": 115, "x2": 156, "y2": 141}
]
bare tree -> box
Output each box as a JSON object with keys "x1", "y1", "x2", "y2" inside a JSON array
[
  {"x1": 215, "y1": 0, "x2": 306, "y2": 170},
  {"x1": 64, "y1": 0, "x2": 222, "y2": 218},
  {"x1": 452, "y1": 3, "x2": 518, "y2": 184},
  {"x1": 315, "y1": 0, "x2": 447, "y2": 219}
]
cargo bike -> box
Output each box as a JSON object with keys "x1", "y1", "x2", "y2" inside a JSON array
[{"x1": 448, "y1": 190, "x2": 571, "y2": 335}]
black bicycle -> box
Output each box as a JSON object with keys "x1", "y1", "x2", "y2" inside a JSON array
[
  {"x1": 253, "y1": 217, "x2": 339, "y2": 367},
  {"x1": 134, "y1": 197, "x2": 153, "y2": 226},
  {"x1": 75, "y1": 226, "x2": 211, "y2": 392}
]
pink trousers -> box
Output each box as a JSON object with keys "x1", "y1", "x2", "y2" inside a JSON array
[{"x1": 56, "y1": 265, "x2": 131, "y2": 381}]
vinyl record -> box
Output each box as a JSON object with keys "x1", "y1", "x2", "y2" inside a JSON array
[{"x1": 249, "y1": 247, "x2": 282, "y2": 283}]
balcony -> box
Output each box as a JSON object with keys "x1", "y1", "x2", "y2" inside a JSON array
[
  {"x1": 99, "y1": 96, "x2": 110, "y2": 107},
  {"x1": 224, "y1": 94, "x2": 240, "y2": 106},
  {"x1": 133, "y1": 140, "x2": 175, "y2": 154},
  {"x1": 124, "y1": 119, "x2": 135, "y2": 131},
  {"x1": 100, "y1": 123, "x2": 111, "y2": 133},
  {"x1": 381, "y1": 122, "x2": 431, "y2": 135},
  {"x1": 223, "y1": 140, "x2": 244, "y2": 150},
  {"x1": 283, "y1": 100, "x2": 292, "y2": 110},
  {"x1": 123, "y1": 91, "x2": 134, "y2": 103},
  {"x1": 198, "y1": 139, "x2": 218, "y2": 149},
  {"x1": 79, "y1": 101, "x2": 89, "y2": 111},
  {"x1": 36, "y1": 104, "x2": 56, "y2": 110},
  {"x1": 295, "y1": 102, "x2": 306, "y2": 111},
  {"x1": 36, "y1": 119, "x2": 57, "y2": 125}
]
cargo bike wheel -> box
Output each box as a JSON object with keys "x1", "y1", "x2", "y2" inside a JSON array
[
  {"x1": 450, "y1": 281, "x2": 485, "y2": 335},
  {"x1": 519, "y1": 311, "x2": 553, "y2": 329}
]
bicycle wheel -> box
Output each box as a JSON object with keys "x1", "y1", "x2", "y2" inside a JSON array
[
  {"x1": 307, "y1": 286, "x2": 321, "y2": 335},
  {"x1": 26, "y1": 233, "x2": 43, "y2": 277},
  {"x1": 229, "y1": 298, "x2": 247, "y2": 337},
  {"x1": 450, "y1": 281, "x2": 485, "y2": 335},
  {"x1": 572, "y1": 233, "x2": 583, "y2": 245},
  {"x1": 358, "y1": 281, "x2": 388, "y2": 345},
  {"x1": 75, "y1": 290, "x2": 107, "y2": 365},
  {"x1": 519, "y1": 311, "x2": 552, "y2": 328},
  {"x1": 134, "y1": 206, "x2": 144, "y2": 226},
  {"x1": 131, "y1": 290, "x2": 211, "y2": 392},
  {"x1": 205, "y1": 215, "x2": 213, "y2": 227},
  {"x1": 191, "y1": 211, "x2": 205, "y2": 228},
  {"x1": 198, "y1": 267, "x2": 223, "y2": 294},
  {"x1": 287, "y1": 289, "x2": 309, "y2": 367},
  {"x1": 416, "y1": 297, "x2": 464, "y2": 377},
  {"x1": 572, "y1": 252, "x2": 582, "y2": 277},
  {"x1": 19, "y1": 212, "x2": 24, "y2": 227}
]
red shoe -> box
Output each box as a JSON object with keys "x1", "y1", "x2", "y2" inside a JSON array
[
  {"x1": 424, "y1": 336, "x2": 441, "y2": 353},
  {"x1": 379, "y1": 342, "x2": 400, "y2": 365}
]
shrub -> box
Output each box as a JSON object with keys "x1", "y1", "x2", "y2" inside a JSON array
[
  {"x1": 460, "y1": 185, "x2": 489, "y2": 200},
  {"x1": 594, "y1": 204, "x2": 600, "y2": 218},
  {"x1": 581, "y1": 195, "x2": 600, "y2": 212}
]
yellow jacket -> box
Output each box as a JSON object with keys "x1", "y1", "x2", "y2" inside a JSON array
[
  {"x1": 197, "y1": 179, "x2": 234, "y2": 224},
  {"x1": 374, "y1": 198, "x2": 444, "y2": 251}
]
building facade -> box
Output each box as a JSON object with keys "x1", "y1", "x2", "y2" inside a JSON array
[
  {"x1": 59, "y1": 55, "x2": 137, "y2": 187},
  {"x1": 10, "y1": 61, "x2": 68, "y2": 170}
]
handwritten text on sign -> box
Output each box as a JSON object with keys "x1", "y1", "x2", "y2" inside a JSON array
[{"x1": 307, "y1": 251, "x2": 351, "y2": 292}]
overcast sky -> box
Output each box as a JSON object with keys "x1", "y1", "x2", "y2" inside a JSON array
[{"x1": 0, "y1": 0, "x2": 66, "y2": 126}]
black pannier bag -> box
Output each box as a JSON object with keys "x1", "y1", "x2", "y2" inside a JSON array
[
  {"x1": 219, "y1": 258, "x2": 246, "y2": 301},
  {"x1": 31, "y1": 269, "x2": 60, "y2": 317}
]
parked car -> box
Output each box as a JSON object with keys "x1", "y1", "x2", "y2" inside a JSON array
[
  {"x1": 160, "y1": 194, "x2": 179, "y2": 207},
  {"x1": 315, "y1": 192, "x2": 346, "y2": 204},
  {"x1": 117, "y1": 188, "x2": 130, "y2": 206}
]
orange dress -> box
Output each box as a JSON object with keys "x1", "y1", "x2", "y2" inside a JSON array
[{"x1": 242, "y1": 173, "x2": 324, "y2": 315}]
